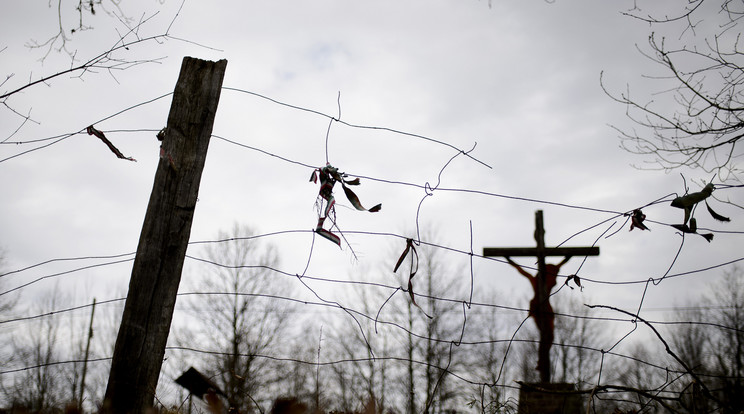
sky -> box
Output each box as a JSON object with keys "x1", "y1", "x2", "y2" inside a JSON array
[{"x1": 1, "y1": 0, "x2": 742, "y2": 378}]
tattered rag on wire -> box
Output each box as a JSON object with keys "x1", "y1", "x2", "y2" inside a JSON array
[
  {"x1": 670, "y1": 183, "x2": 731, "y2": 224},
  {"x1": 671, "y1": 218, "x2": 714, "y2": 242},
  {"x1": 669, "y1": 183, "x2": 730, "y2": 240},
  {"x1": 670, "y1": 183, "x2": 714, "y2": 225},
  {"x1": 628, "y1": 209, "x2": 649, "y2": 231},
  {"x1": 310, "y1": 163, "x2": 381, "y2": 246},
  {"x1": 86, "y1": 125, "x2": 136, "y2": 162},
  {"x1": 393, "y1": 238, "x2": 432, "y2": 318}
]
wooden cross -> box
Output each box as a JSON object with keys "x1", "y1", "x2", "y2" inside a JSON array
[{"x1": 483, "y1": 210, "x2": 599, "y2": 383}]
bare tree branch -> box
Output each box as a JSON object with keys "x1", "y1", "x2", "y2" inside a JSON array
[
  {"x1": 585, "y1": 303, "x2": 723, "y2": 409},
  {"x1": 607, "y1": 0, "x2": 744, "y2": 183},
  {"x1": 1, "y1": 13, "x2": 166, "y2": 102},
  {"x1": 26, "y1": 0, "x2": 133, "y2": 63}
]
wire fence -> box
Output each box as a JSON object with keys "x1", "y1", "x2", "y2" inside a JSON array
[{"x1": 1, "y1": 84, "x2": 743, "y2": 413}]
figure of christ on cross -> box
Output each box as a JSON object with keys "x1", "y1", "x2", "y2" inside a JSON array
[
  {"x1": 505, "y1": 255, "x2": 571, "y2": 378},
  {"x1": 483, "y1": 210, "x2": 599, "y2": 383}
]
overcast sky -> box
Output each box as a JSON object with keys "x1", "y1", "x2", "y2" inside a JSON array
[{"x1": 1, "y1": 0, "x2": 742, "y2": 361}]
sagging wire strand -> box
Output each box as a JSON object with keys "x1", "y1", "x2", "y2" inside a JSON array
[
  {"x1": 221, "y1": 86, "x2": 493, "y2": 170},
  {"x1": 214, "y1": 128, "x2": 639, "y2": 221},
  {"x1": 5, "y1": 229, "x2": 744, "y2": 303},
  {"x1": 0, "y1": 92, "x2": 172, "y2": 164},
  {"x1": 0, "y1": 255, "x2": 136, "y2": 298},
  {"x1": 6, "y1": 282, "x2": 740, "y2": 346},
  {"x1": 4, "y1": 282, "x2": 740, "y2": 387}
]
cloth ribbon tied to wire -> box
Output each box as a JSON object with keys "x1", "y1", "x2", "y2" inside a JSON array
[
  {"x1": 309, "y1": 163, "x2": 381, "y2": 246},
  {"x1": 672, "y1": 218, "x2": 714, "y2": 242},
  {"x1": 628, "y1": 209, "x2": 649, "y2": 231},
  {"x1": 669, "y1": 182, "x2": 730, "y2": 242},
  {"x1": 564, "y1": 274, "x2": 583, "y2": 291},
  {"x1": 671, "y1": 183, "x2": 730, "y2": 224},
  {"x1": 86, "y1": 125, "x2": 136, "y2": 162},
  {"x1": 393, "y1": 238, "x2": 431, "y2": 318}
]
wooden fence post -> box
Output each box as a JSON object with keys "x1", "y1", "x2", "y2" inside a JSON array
[{"x1": 102, "y1": 57, "x2": 227, "y2": 414}]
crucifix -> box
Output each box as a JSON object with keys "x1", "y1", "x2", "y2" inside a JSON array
[{"x1": 483, "y1": 210, "x2": 599, "y2": 383}]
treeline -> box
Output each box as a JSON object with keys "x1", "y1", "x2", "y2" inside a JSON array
[{"x1": 1, "y1": 226, "x2": 742, "y2": 413}]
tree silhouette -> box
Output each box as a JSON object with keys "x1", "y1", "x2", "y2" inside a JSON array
[
  {"x1": 179, "y1": 223, "x2": 296, "y2": 413},
  {"x1": 606, "y1": 0, "x2": 744, "y2": 183}
]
